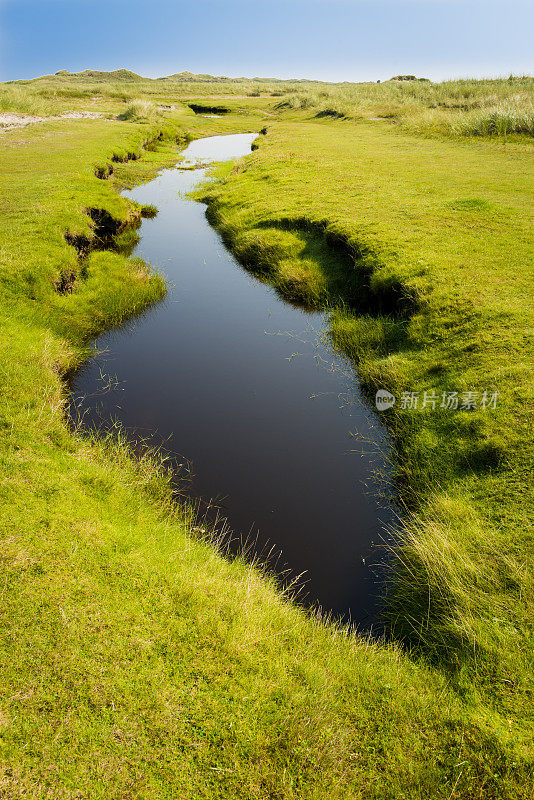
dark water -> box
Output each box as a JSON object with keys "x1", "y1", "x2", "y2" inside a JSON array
[{"x1": 71, "y1": 133, "x2": 393, "y2": 624}]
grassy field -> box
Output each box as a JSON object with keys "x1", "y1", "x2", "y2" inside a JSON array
[
  {"x1": 5, "y1": 70, "x2": 532, "y2": 134},
  {"x1": 273, "y1": 76, "x2": 534, "y2": 137},
  {"x1": 0, "y1": 76, "x2": 532, "y2": 797}
]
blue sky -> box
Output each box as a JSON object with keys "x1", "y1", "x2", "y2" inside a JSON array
[{"x1": 1, "y1": 0, "x2": 532, "y2": 83}]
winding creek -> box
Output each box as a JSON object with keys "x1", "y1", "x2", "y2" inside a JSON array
[{"x1": 71, "y1": 133, "x2": 393, "y2": 624}]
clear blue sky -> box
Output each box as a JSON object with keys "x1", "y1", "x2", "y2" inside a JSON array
[{"x1": 1, "y1": 0, "x2": 532, "y2": 83}]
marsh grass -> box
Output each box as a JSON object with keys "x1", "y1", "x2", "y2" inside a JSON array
[
  {"x1": 198, "y1": 118, "x2": 534, "y2": 768},
  {"x1": 11, "y1": 71, "x2": 533, "y2": 139},
  {"x1": 140, "y1": 202, "x2": 158, "y2": 218},
  {"x1": 0, "y1": 79, "x2": 532, "y2": 797},
  {"x1": 399, "y1": 98, "x2": 534, "y2": 138},
  {"x1": 0, "y1": 85, "x2": 60, "y2": 115},
  {"x1": 459, "y1": 99, "x2": 534, "y2": 136},
  {"x1": 117, "y1": 99, "x2": 159, "y2": 122},
  {"x1": 269, "y1": 77, "x2": 534, "y2": 138}
]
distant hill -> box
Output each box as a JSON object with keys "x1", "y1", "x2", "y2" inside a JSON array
[
  {"x1": 159, "y1": 71, "x2": 236, "y2": 83},
  {"x1": 42, "y1": 69, "x2": 144, "y2": 82},
  {"x1": 158, "y1": 71, "x2": 331, "y2": 85},
  {"x1": 25, "y1": 68, "x2": 328, "y2": 86},
  {"x1": 390, "y1": 75, "x2": 431, "y2": 82}
]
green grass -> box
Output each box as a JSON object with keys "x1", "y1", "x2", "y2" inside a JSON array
[
  {"x1": 12, "y1": 71, "x2": 533, "y2": 139},
  {"x1": 0, "y1": 80, "x2": 532, "y2": 797},
  {"x1": 197, "y1": 117, "x2": 534, "y2": 746},
  {"x1": 269, "y1": 76, "x2": 534, "y2": 139},
  {"x1": 116, "y1": 99, "x2": 160, "y2": 122},
  {"x1": 0, "y1": 85, "x2": 62, "y2": 116}
]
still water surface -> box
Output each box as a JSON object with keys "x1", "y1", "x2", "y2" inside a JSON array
[{"x1": 71, "y1": 133, "x2": 392, "y2": 623}]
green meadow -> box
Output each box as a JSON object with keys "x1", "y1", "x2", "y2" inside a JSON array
[{"x1": 0, "y1": 73, "x2": 532, "y2": 798}]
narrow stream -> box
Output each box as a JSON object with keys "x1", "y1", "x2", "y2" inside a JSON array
[{"x1": 71, "y1": 133, "x2": 393, "y2": 625}]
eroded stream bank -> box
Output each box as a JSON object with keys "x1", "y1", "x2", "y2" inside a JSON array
[{"x1": 71, "y1": 133, "x2": 393, "y2": 624}]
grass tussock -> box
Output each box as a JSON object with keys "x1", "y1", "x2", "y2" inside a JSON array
[
  {"x1": 117, "y1": 99, "x2": 158, "y2": 122},
  {"x1": 400, "y1": 98, "x2": 534, "y2": 138},
  {"x1": 0, "y1": 85, "x2": 60, "y2": 116},
  {"x1": 459, "y1": 98, "x2": 534, "y2": 136},
  {"x1": 140, "y1": 202, "x2": 158, "y2": 218}
]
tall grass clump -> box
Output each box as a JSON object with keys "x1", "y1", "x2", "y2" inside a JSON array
[
  {"x1": 274, "y1": 77, "x2": 534, "y2": 137},
  {"x1": 458, "y1": 99, "x2": 534, "y2": 137},
  {"x1": 402, "y1": 99, "x2": 534, "y2": 139},
  {"x1": 274, "y1": 93, "x2": 319, "y2": 111},
  {"x1": 117, "y1": 99, "x2": 158, "y2": 122},
  {"x1": 0, "y1": 86, "x2": 58, "y2": 116}
]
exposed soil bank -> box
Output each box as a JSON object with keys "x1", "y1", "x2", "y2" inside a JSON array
[{"x1": 0, "y1": 110, "x2": 103, "y2": 130}]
